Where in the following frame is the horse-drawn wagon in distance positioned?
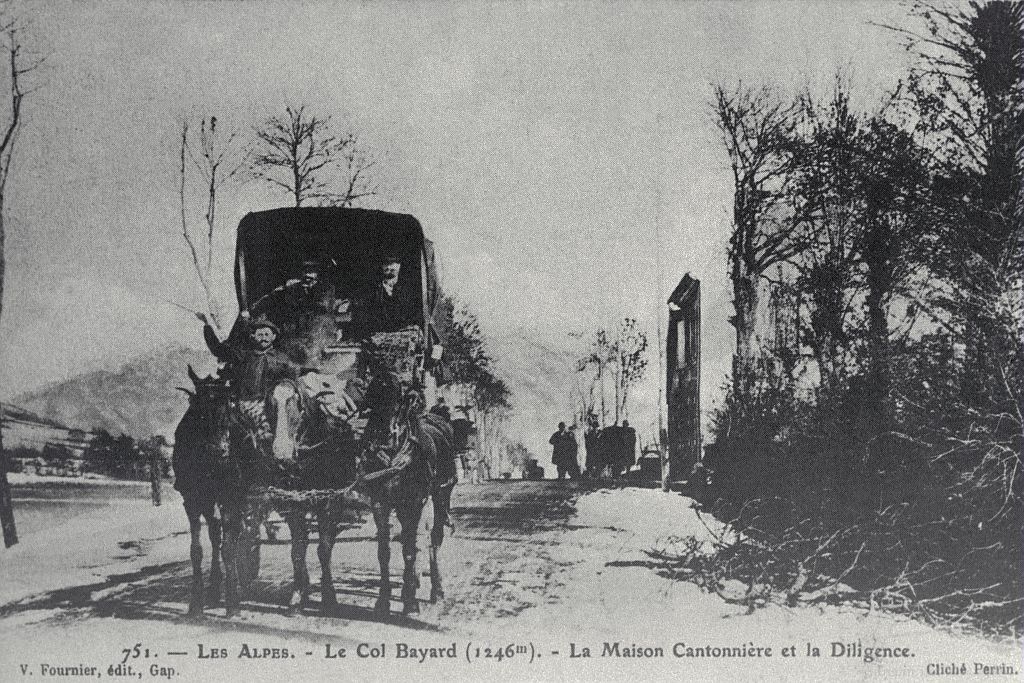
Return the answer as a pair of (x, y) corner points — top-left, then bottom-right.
(174, 207), (463, 618)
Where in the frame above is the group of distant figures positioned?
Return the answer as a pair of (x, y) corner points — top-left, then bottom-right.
(548, 416), (637, 480)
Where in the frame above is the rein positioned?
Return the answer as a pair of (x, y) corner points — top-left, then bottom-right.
(359, 376), (424, 484)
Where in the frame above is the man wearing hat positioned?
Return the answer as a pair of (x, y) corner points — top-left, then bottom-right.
(549, 421), (580, 480)
(351, 253), (417, 339)
(198, 311), (298, 442)
(266, 259), (338, 336)
(254, 258), (344, 365)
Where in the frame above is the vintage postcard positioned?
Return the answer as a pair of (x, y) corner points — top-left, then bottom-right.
(0, 1), (1020, 681)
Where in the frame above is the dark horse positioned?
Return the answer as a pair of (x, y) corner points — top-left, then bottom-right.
(172, 366), (249, 616)
(268, 376), (360, 614)
(359, 371), (456, 616)
(175, 365), (360, 618)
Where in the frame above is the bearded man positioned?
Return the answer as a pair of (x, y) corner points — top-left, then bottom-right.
(198, 311), (298, 443)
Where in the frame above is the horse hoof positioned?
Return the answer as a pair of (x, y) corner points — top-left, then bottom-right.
(430, 589), (445, 603)
(373, 599), (390, 617)
(286, 593), (306, 615)
(225, 606), (241, 618)
(187, 603), (203, 617)
(402, 601), (420, 616)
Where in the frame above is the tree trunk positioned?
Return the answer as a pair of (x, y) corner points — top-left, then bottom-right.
(0, 204), (17, 546)
(149, 447), (162, 507)
(730, 270), (759, 397)
(613, 360), (620, 424)
(863, 215), (893, 468)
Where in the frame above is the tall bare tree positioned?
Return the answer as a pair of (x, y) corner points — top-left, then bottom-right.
(575, 319), (649, 425)
(893, 1), (1023, 405)
(712, 84), (807, 389)
(613, 318), (648, 423)
(0, 18), (42, 548)
(250, 105), (378, 208)
(178, 115), (244, 332)
(575, 329), (614, 426)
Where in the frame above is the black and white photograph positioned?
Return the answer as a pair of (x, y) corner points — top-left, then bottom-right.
(0, 1), (1020, 680)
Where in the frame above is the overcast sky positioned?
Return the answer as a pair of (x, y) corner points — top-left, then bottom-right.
(0, 1), (914, 434)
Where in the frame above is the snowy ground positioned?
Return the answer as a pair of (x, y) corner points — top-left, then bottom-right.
(0, 478), (1019, 682)
(8, 473), (155, 486)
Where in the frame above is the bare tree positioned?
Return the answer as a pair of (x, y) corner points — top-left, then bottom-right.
(0, 17), (42, 548)
(569, 372), (597, 427)
(575, 319), (649, 425)
(178, 115), (244, 332)
(575, 329), (614, 426)
(614, 318), (649, 423)
(334, 130), (379, 208)
(250, 105), (378, 208)
(890, 1), (1023, 404)
(712, 84), (808, 389)
(786, 87), (864, 394)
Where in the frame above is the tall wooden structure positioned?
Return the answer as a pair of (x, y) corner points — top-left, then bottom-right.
(666, 274), (701, 481)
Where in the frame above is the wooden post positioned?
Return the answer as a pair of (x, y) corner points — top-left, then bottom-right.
(0, 408), (18, 547)
(666, 275), (702, 485)
(659, 428), (670, 493)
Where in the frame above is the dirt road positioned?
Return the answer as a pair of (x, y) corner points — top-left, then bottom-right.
(0, 480), (1018, 682)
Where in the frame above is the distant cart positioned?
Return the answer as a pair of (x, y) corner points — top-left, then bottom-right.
(637, 446), (662, 481)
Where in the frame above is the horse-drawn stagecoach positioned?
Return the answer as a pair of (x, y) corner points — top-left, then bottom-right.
(235, 207), (449, 387)
(174, 207), (459, 618)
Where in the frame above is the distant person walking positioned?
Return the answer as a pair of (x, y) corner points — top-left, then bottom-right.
(620, 420), (637, 476)
(549, 422), (580, 479)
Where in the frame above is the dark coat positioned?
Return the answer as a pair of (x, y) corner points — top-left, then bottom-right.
(261, 280), (337, 341)
(549, 429), (578, 467)
(351, 284), (417, 339)
(204, 322), (297, 401)
(621, 425), (637, 469)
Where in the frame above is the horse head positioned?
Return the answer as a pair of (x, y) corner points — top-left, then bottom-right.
(176, 367), (232, 462)
(360, 371), (424, 472)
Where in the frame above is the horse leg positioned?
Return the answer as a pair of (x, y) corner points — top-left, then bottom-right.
(317, 511), (338, 613)
(285, 511), (311, 613)
(184, 500), (205, 616)
(205, 505), (223, 604)
(220, 503), (242, 617)
(397, 503), (424, 615)
(372, 502), (392, 617)
(429, 486), (453, 602)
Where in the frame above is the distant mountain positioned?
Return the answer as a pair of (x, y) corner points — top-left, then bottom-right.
(487, 330), (582, 457)
(14, 345), (217, 440)
(487, 327), (661, 458)
(10, 329), (649, 455)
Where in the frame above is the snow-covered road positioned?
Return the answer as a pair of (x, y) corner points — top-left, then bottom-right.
(0, 480), (1018, 682)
